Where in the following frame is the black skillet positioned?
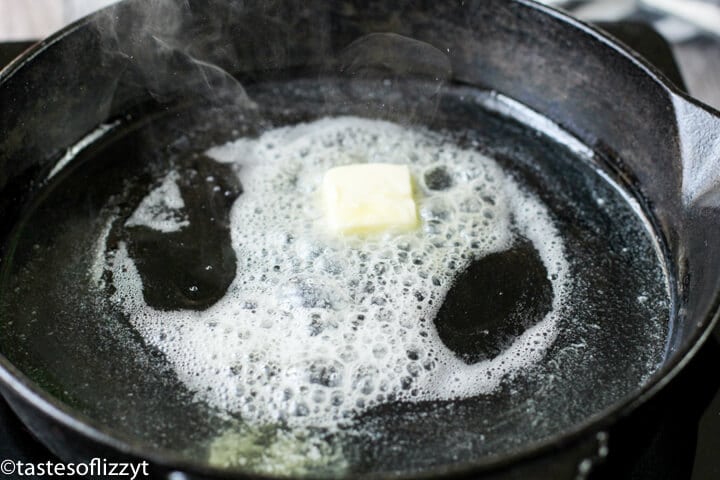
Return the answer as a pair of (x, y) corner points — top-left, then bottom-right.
(0, 0), (719, 479)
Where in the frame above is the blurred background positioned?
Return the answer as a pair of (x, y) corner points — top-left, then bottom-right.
(0, 0), (117, 40)
(543, 0), (720, 108)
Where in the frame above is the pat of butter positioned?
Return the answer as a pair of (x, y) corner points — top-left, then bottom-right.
(322, 163), (419, 235)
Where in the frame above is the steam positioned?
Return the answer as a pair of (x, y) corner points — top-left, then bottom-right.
(333, 33), (453, 124)
(88, 0), (453, 126)
(338, 32), (452, 81)
(91, 0), (254, 107)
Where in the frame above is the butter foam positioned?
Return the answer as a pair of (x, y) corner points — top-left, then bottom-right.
(101, 117), (570, 430)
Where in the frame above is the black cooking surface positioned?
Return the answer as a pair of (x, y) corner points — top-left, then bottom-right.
(0, 23), (718, 480)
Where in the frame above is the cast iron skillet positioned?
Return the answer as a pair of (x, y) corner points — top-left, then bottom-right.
(0, 0), (719, 478)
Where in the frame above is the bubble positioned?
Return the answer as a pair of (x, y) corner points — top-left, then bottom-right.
(423, 165), (453, 191)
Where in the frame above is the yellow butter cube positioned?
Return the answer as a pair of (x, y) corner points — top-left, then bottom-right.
(322, 163), (419, 235)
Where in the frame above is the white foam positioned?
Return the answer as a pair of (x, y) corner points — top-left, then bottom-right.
(125, 171), (189, 233)
(102, 116), (570, 430)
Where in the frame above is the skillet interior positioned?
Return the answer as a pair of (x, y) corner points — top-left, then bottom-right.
(0, 74), (670, 476)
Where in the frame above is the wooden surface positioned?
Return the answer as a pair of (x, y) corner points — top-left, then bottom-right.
(0, 0), (116, 41)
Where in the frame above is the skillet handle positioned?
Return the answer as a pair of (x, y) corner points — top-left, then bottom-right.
(672, 94), (720, 209)
(597, 19), (720, 209)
